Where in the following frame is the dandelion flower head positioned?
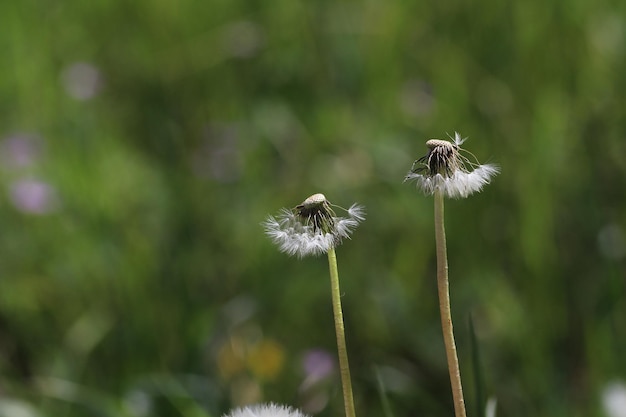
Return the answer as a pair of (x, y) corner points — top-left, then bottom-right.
(263, 193), (365, 258)
(222, 403), (310, 417)
(404, 132), (499, 198)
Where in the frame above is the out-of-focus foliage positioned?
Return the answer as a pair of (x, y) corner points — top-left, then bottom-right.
(1, 1), (625, 416)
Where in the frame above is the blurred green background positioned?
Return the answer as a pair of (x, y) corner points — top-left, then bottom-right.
(1, 1), (625, 416)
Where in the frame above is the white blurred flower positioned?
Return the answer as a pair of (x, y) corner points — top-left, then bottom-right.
(597, 223), (626, 260)
(602, 381), (626, 417)
(0, 398), (42, 417)
(485, 397), (497, 417)
(404, 132), (499, 198)
(60, 62), (103, 101)
(263, 193), (365, 258)
(223, 403), (309, 417)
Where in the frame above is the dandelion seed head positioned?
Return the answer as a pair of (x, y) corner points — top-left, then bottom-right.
(426, 139), (454, 149)
(405, 132), (498, 198)
(263, 194), (364, 257)
(223, 403), (309, 417)
(300, 193), (327, 208)
(294, 193), (336, 234)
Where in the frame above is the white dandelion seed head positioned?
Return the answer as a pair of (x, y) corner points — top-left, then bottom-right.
(263, 195), (365, 258)
(222, 403), (310, 417)
(404, 133), (499, 199)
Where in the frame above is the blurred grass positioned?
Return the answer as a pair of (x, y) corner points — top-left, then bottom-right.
(0, 0), (625, 416)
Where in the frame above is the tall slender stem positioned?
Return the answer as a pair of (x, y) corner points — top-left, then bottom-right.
(327, 247), (356, 417)
(434, 189), (467, 417)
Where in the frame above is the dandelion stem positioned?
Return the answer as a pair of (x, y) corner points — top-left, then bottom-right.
(327, 247), (356, 417)
(434, 189), (467, 417)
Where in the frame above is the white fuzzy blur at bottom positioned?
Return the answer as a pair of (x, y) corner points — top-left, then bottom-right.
(405, 164), (499, 199)
(222, 403), (310, 417)
(602, 381), (626, 417)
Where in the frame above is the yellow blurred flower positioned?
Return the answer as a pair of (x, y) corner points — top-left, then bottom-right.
(247, 339), (285, 381)
(216, 336), (285, 382)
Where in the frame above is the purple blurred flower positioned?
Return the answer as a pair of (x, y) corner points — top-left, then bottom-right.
(298, 349), (335, 413)
(302, 349), (335, 384)
(0, 134), (42, 169)
(9, 179), (59, 214)
(60, 62), (103, 101)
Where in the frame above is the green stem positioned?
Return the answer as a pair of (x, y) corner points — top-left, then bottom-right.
(327, 247), (356, 417)
(434, 190), (467, 417)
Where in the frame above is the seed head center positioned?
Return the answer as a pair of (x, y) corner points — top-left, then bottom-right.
(295, 193), (336, 233)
